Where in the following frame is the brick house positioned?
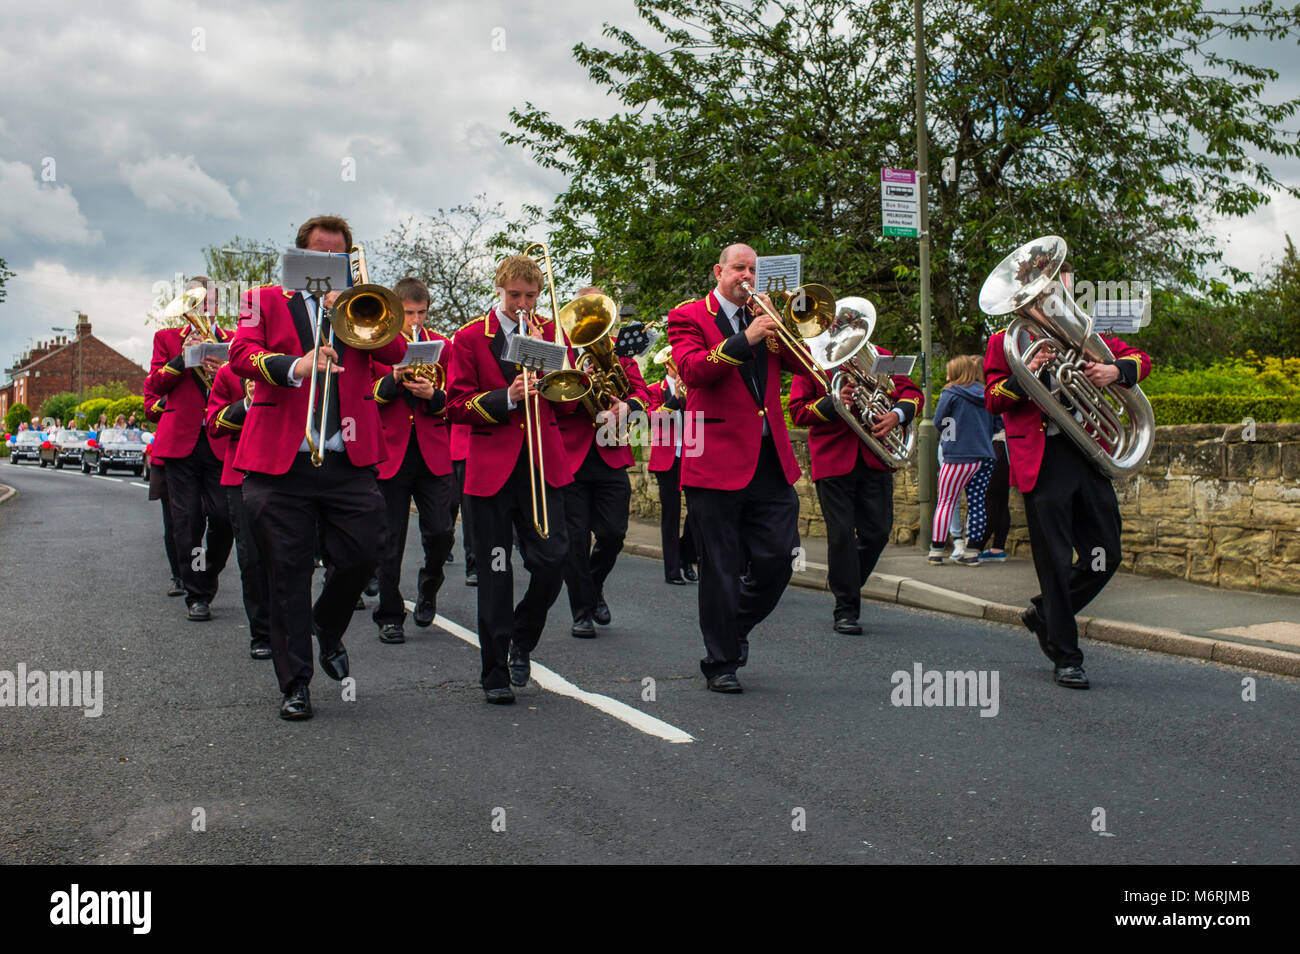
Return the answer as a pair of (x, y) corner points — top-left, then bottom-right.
(0, 314), (146, 421)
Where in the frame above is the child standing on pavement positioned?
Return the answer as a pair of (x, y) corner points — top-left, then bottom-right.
(930, 355), (997, 566)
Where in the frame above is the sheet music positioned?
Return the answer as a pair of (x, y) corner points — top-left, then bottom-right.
(394, 340), (444, 367)
(184, 342), (229, 367)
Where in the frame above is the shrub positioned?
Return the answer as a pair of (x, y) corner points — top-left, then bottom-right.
(105, 396), (146, 425)
(4, 402), (30, 434)
(78, 398), (113, 430)
(1148, 395), (1300, 425)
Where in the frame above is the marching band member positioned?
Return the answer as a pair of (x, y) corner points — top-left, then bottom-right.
(645, 349), (698, 585)
(369, 277), (455, 644)
(144, 276), (234, 622)
(143, 382), (185, 597)
(984, 262), (1151, 689)
(556, 287), (652, 638)
(229, 214), (407, 721)
(446, 254), (575, 704)
(205, 364), (272, 660)
(788, 344), (922, 634)
(449, 423), (477, 586)
(667, 243), (805, 693)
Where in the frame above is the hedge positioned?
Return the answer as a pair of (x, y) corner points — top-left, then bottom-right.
(1147, 395), (1300, 426)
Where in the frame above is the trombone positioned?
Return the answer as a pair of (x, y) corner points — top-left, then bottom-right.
(512, 241), (592, 538)
(739, 280), (837, 389)
(305, 244), (405, 466)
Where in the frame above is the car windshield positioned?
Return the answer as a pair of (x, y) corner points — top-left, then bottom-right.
(17, 432), (42, 443)
(62, 431), (90, 442)
(98, 429), (126, 443)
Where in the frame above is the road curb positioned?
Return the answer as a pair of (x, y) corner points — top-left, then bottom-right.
(0, 483), (16, 507)
(621, 539), (1300, 679)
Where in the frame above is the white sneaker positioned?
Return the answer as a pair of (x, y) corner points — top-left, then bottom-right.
(927, 547), (946, 566)
(949, 538), (966, 562)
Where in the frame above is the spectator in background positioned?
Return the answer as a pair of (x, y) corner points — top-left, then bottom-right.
(96, 414), (109, 432)
(125, 412), (141, 430)
(929, 355), (997, 567)
(31, 417), (40, 432)
(113, 414), (127, 429)
(982, 416), (1011, 561)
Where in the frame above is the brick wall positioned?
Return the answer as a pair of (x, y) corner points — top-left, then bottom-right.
(628, 422), (1300, 595)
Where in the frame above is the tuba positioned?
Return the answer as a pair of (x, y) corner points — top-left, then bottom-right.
(804, 297), (916, 467)
(978, 236), (1154, 479)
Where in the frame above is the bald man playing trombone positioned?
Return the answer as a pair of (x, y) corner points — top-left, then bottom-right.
(667, 244), (805, 693)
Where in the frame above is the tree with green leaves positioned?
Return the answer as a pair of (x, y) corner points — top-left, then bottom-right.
(505, 0), (1300, 357)
(4, 403), (30, 434)
(0, 255), (15, 304)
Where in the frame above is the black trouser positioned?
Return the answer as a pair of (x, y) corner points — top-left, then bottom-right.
(242, 452), (386, 694)
(160, 500), (181, 580)
(164, 432), (233, 606)
(563, 443), (630, 619)
(226, 483), (271, 644)
(1022, 435), (1122, 669)
(465, 453), (569, 690)
(685, 436), (800, 679)
(815, 459), (893, 621)
(374, 436), (455, 626)
(452, 458), (476, 575)
(654, 457), (697, 580)
(986, 441), (1011, 550)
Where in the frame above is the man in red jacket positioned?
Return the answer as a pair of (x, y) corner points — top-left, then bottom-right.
(228, 214), (407, 720)
(446, 254), (575, 704)
(556, 287), (652, 638)
(205, 363), (272, 660)
(369, 277), (455, 644)
(789, 352), (922, 635)
(144, 276), (233, 622)
(667, 243), (806, 693)
(984, 263), (1151, 690)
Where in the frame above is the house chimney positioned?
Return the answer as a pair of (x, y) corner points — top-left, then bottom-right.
(76, 313), (91, 338)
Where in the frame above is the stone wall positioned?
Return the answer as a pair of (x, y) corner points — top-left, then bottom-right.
(628, 422), (1300, 595)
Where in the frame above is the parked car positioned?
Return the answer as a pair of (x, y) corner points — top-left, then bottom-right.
(8, 431), (45, 465)
(82, 428), (147, 476)
(40, 430), (92, 469)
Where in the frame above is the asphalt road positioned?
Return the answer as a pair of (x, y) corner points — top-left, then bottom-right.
(1, 459), (1297, 864)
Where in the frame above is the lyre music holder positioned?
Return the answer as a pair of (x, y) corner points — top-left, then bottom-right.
(504, 335), (567, 375)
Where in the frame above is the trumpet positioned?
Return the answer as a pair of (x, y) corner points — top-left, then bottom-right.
(305, 244), (405, 467)
(739, 280), (837, 388)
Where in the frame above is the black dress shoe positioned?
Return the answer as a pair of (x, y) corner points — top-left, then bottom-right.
(1022, 607), (1059, 664)
(168, 578), (185, 597)
(739, 639), (749, 667)
(683, 565), (698, 582)
(465, 572), (478, 587)
(249, 639), (272, 660)
(484, 686), (515, 705)
(833, 618), (863, 635)
(571, 614), (596, 639)
(1053, 665), (1090, 689)
(319, 642), (350, 681)
(187, 601), (211, 622)
(507, 642), (530, 687)
(378, 623), (405, 644)
(413, 599), (435, 628)
(354, 596), (366, 611)
(593, 597), (611, 626)
(280, 684), (312, 720)
(666, 572), (687, 585)
(363, 577), (380, 597)
(707, 673), (743, 693)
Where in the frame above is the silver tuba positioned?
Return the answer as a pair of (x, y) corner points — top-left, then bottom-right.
(804, 296), (916, 467)
(978, 235), (1154, 479)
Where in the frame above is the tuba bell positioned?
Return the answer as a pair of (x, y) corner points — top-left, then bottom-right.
(804, 297), (916, 467)
(557, 293), (628, 419)
(978, 235), (1154, 479)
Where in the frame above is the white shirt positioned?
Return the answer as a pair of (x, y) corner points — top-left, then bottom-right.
(497, 305), (522, 410)
(286, 293), (346, 453)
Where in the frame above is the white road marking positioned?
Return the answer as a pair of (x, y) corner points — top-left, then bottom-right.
(407, 601), (694, 744)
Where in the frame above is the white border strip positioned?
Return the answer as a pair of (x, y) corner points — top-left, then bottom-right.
(416, 605), (694, 744)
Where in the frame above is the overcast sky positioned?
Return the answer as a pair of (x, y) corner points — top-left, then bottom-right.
(1, 0), (1297, 375)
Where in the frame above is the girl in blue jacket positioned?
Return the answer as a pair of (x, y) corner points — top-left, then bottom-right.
(930, 355), (997, 565)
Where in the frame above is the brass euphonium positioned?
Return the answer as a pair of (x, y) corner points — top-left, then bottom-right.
(804, 297), (916, 467)
(979, 235), (1154, 478)
(557, 293), (628, 419)
(161, 285), (219, 389)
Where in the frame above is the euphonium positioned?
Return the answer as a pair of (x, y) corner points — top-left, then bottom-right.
(805, 297), (916, 467)
(557, 293), (628, 419)
(978, 235), (1154, 479)
(161, 285), (219, 389)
